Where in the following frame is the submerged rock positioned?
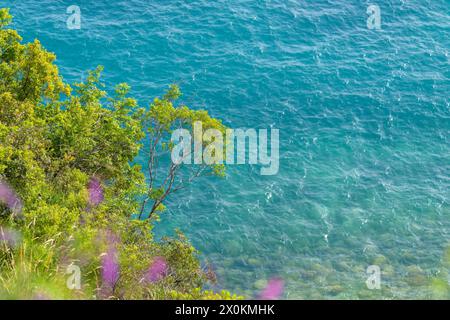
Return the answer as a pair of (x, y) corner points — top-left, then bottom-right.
(405, 265), (428, 287)
(326, 284), (344, 295)
(247, 258), (261, 266)
(223, 240), (243, 256)
(372, 254), (388, 266)
(254, 279), (268, 290)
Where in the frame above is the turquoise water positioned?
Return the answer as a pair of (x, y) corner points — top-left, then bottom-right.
(2, 0), (449, 299)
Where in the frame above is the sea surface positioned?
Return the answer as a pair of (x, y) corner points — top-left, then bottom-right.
(2, 0), (449, 299)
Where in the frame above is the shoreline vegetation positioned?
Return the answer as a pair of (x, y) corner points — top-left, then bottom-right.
(0, 8), (241, 299)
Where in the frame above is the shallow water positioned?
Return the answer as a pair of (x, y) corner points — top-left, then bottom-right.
(3, 0), (449, 298)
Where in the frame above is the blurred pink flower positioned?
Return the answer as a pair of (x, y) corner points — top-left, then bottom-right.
(101, 246), (120, 290)
(0, 180), (23, 216)
(88, 177), (104, 206)
(98, 230), (121, 298)
(145, 256), (168, 283)
(259, 278), (284, 300)
(33, 292), (51, 300)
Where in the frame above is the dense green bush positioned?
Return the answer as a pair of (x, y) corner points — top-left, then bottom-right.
(0, 8), (239, 300)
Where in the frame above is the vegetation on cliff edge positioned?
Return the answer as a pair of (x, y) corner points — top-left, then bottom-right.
(0, 8), (239, 300)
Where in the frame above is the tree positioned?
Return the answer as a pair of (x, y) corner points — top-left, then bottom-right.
(139, 84), (226, 219)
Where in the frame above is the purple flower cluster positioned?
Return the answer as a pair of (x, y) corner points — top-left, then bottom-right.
(0, 180), (23, 216)
(259, 278), (284, 300)
(88, 177), (104, 207)
(145, 256), (168, 283)
(101, 246), (120, 289)
(100, 230), (121, 298)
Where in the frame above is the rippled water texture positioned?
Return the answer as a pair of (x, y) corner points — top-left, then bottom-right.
(3, 0), (449, 298)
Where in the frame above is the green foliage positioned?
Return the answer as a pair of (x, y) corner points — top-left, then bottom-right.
(169, 288), (243, 300)
(139, 82), (227, 219)
(0, 9), (236, 300)
(430, 247), (450, 299)
(0, 9), (12, 28)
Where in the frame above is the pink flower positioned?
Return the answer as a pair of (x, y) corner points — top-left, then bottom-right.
(88, 177), (104, 206)
(101, 246), (120, 289)
(0, 180), (23, 216)
(145, 257), (168, 283)
(99, 230), (121, 298)
(33, 292), (51, 300)
(259, 278), (284, 300)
